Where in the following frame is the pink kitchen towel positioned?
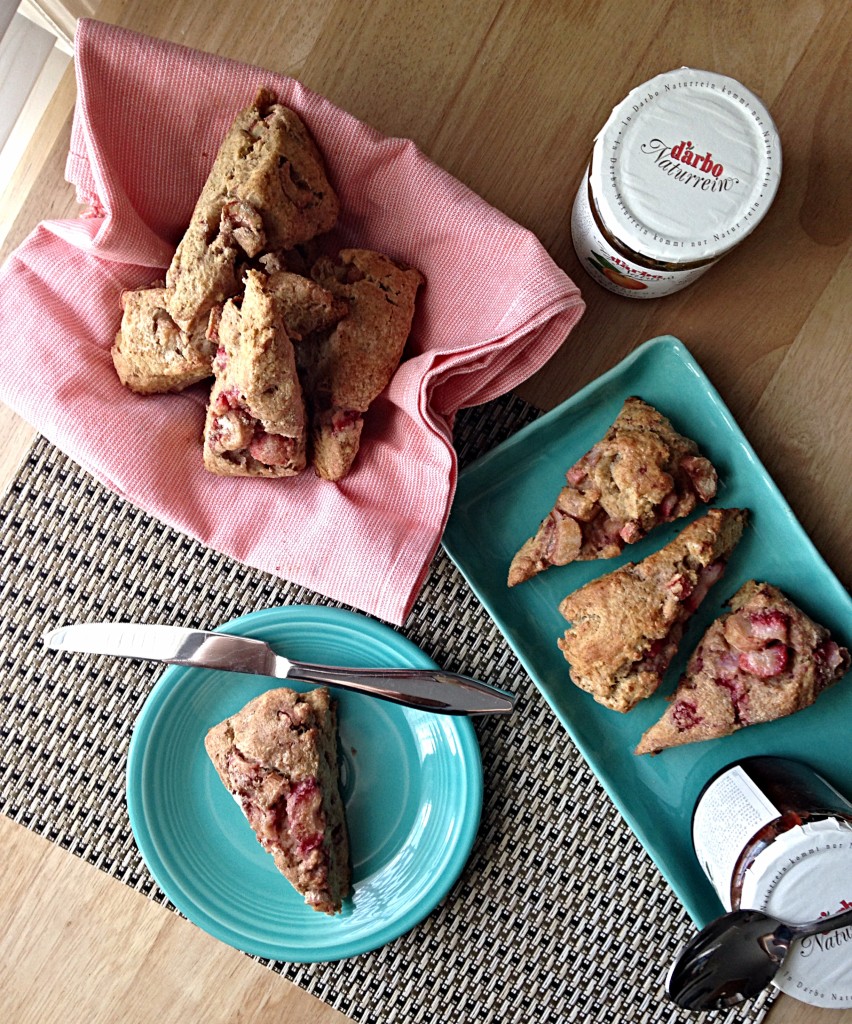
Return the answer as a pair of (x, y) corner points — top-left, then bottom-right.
(0, 19), (584, 625)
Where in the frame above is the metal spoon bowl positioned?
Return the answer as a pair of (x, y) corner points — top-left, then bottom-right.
(667, 905), (852, 1011)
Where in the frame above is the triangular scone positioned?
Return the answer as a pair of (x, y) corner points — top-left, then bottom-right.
(508, 398), (719, 586)
(302, 249), (424, 481)
(557, 508), (747, 713)
(166, 87), (340, 332)
(203, 269), (307, 476)
(635, 581), (850, 754)
(205, 686), (351, 915)
(111, 285), (214, 394)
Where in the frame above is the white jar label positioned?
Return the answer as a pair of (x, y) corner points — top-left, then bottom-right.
(570, 175), (716, 298)
(691, 764), (779, 911)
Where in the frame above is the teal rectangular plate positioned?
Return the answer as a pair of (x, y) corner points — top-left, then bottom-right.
(443, 335), (852, 927)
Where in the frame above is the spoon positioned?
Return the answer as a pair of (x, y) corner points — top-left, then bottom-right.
(667, 905), (852, 1010)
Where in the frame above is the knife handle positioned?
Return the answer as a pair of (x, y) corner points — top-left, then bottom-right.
(286, 661), (516, 716)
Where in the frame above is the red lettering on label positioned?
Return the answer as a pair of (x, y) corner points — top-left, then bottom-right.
(820, 898), (852, 917)
(670, 139), (724, 178)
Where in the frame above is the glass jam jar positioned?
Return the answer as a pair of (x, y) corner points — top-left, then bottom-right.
(692, 756), (852, 1008)
(571, 67), (782, 298)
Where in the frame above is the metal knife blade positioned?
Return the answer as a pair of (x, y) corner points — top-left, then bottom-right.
(43, 622), (516, 716)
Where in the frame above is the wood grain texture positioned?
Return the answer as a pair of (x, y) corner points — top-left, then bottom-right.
(0, 2), (849, 1022)
(0, 817), (348, 1024)
(0, 58), (77, 260)
(0, 13), (56, 151)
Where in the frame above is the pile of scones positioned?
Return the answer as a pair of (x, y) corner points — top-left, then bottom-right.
(112, 88), (424, 481)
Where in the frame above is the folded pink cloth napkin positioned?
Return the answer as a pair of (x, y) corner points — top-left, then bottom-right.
(0, 19), (584, 625)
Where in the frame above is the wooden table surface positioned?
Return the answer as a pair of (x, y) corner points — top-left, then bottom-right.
(0, 2), (849, 1022)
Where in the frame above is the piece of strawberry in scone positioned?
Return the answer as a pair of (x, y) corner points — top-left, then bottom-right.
(635, 581), (850, 754)
(508, 397), (719, 586)
(203, 269), (306, 477)
(205, 686), (350, 915)
(557, 508), (747, 713)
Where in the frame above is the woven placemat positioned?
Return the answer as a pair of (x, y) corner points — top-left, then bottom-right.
(0, 395), (775, 1024)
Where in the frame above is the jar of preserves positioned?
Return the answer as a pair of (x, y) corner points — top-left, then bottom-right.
(571, 67), (782, 298)
(692, 756), (852, 1008)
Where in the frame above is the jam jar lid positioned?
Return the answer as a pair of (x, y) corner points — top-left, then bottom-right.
(589, 67), (782, 265)
(741, 817), (852, 1008)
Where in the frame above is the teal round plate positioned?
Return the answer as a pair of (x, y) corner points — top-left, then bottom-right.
(126, 605), (483, 962)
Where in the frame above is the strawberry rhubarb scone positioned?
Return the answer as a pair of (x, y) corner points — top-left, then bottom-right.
(635, 581), (850, 754)
(111, 285), (214, 394)
(508, 397), (719, 586)
(557, 508), (747, 712)
(304, 249), (424, 481)
(166, 87), (339, 332)
(264, 270), (348, 341)
(205, 686), (351, 915)
(203, 269), (307, 477)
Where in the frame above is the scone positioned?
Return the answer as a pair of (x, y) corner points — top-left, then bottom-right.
(256, 239), (325, 278)
(265, 270), (348, 341)
(205, 686), (350, 915)
(304, 248), (424, 480)
(508, 398), (718, 586)
(203, 269), (307, 476)
(635, 581), (850, 754)
(166, 87), (340, 331)
(111, 285), (214, 393)
(206, 269), (347, 348)
(557, 508), (747, 712)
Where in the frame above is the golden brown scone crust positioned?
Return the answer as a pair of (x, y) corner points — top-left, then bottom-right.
(305, 248), (424, 480)
(202, 269), (306, 477)
(509, 397), (718, 586)
(558, 508), (747, 712)
(205, 686), (350, 915)
(166, 88), (339, 331)
(635, 581), (851, 754)
(238, 90), (339, 250)
(111, 286), (213, 394)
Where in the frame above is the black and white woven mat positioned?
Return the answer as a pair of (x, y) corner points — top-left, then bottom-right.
(0, 395), (774, 1024)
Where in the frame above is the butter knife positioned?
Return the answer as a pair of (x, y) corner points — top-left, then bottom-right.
(43, 622), (516, 716)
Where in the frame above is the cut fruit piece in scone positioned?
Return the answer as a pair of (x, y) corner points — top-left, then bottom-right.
(508, 397), (719, 586)
(166, 87), (340, 332)
(302, 248), (424, 481)
(203, 269), (307, 477)
(635, 581), (850, 754)
(205, 686), (350, 915)
(557, 508), (747, 713)
(111, 284), (214, 394)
